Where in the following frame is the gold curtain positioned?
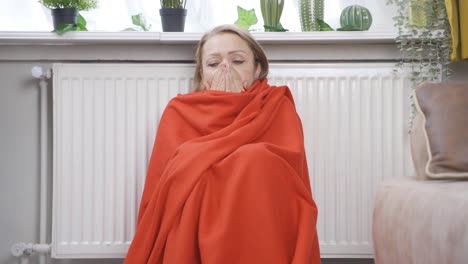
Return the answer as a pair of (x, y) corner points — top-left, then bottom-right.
(446, 0), (468, 60)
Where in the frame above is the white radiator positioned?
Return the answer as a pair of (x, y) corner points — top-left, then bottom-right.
(52, 63), (412, 259)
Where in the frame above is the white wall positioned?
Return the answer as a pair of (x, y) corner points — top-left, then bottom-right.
(1, 62), (42, 264)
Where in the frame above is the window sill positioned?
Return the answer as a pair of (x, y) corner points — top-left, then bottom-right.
(0, 31), (398, 61)
(0, 31), (396, 45)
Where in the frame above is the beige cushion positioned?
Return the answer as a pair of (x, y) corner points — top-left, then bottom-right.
(410, 82), (468, 180)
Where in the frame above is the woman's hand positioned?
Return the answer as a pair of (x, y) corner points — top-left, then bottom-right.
(202, 64), (247, 93)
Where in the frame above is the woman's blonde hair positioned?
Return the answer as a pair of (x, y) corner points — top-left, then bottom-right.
(192, 24), (269, 92)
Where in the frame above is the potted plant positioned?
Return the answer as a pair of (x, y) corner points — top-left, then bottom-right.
(337, 5), (373, 31)
(260, 0), (287, 31)
(160, 0), (187, 32)
(299, 0), (333, 31)
(299, 0), (321, 31)
(39, 0), (98, 33)
(386, 0), (451, 129)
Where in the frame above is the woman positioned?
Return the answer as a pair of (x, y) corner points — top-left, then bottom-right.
(192, 24), (268, 93)
(125, 24), (320, 264)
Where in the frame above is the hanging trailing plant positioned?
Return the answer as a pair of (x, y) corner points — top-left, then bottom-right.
(387, 0), (452, 129)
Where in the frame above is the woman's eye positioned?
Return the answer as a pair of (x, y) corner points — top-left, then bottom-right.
(233, 60), (245, 65)
(207, 62), (219, 67)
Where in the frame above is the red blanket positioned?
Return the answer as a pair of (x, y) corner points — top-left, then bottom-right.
(125, 79), (320, 263)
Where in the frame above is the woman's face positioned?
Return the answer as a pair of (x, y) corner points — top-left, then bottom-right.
(201, 33), (261, 90)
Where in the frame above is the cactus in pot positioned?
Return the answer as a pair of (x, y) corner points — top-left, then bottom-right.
(299, 0), (324, 31)
(260, 0), (287, 31)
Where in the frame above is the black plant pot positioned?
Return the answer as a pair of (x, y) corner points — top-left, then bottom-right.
(159, 8), (187, 32)
(51, 8), (78, 30)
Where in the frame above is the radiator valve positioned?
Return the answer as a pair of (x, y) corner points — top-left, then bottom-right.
(11, 243), (51, 257)
(31, 66), (51, 80)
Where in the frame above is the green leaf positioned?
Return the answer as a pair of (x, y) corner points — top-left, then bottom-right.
(52, 14), (89, 35)
(130, 13), (151, 31)
(337, 26), (356, 31)
(317, 19), (334, 31)
(76, 14), (88, 31)
(132, 14), (142, 27)
(263, 23), (288, 32)
(234, 6), (258, 30)
(77, 14), (87, 27)
(53, 23), (76, 35)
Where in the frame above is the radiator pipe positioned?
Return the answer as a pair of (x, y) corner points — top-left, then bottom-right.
(38, 67), (52, 263)
(11, 67), (52, 262)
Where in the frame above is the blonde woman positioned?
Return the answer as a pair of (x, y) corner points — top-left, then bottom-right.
(125, 24), (320, 264)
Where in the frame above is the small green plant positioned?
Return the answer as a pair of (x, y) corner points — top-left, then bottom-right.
(387, 0), (451, 130)
(39, 0), (98, 10)
(160, 0), (186, 9)
(125, 14), (152, 31)
(39, 0), (97, 35)
(234, 6), (258, 31)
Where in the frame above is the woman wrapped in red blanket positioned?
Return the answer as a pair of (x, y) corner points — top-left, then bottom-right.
(125, 24), (320, 264)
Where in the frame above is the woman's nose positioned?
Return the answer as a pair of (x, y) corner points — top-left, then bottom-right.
(219, 61), (230, 69)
